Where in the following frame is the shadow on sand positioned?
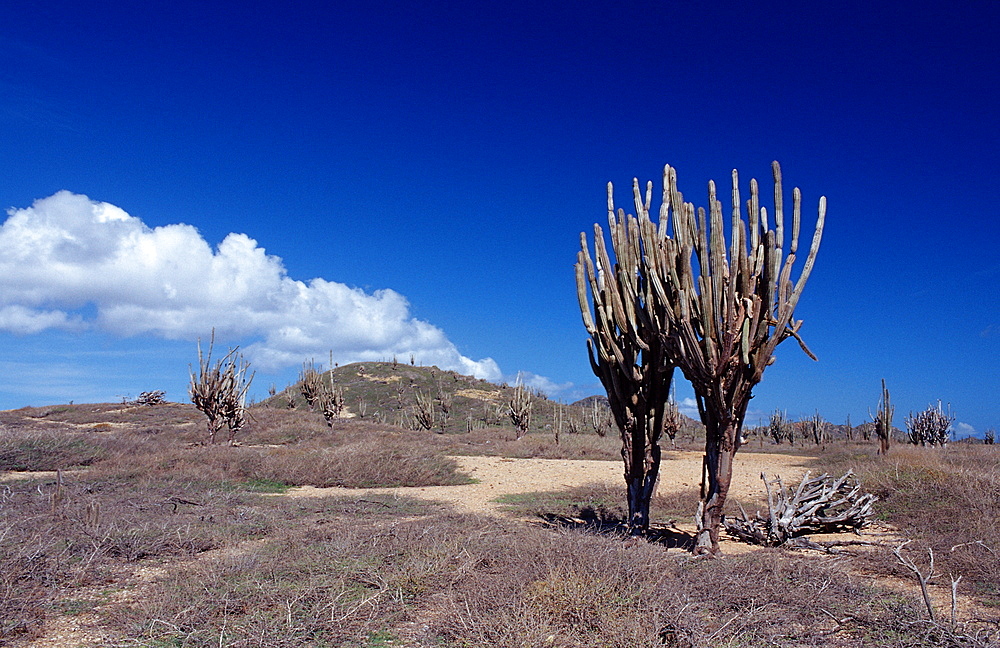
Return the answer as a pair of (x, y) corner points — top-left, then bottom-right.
(534, 507), (695, 551)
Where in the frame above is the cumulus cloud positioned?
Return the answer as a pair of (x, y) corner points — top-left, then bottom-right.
(511, 371), (574, 398)
(0, 191), (501, 379)
(954, 421), (975, 438)
(677, 397), (700, 419)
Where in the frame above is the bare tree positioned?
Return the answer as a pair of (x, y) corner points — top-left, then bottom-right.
(189, 332), (254, 445)
(577, 161), (826, 552)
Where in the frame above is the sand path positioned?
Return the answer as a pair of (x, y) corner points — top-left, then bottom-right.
(279, 451), (815, 516)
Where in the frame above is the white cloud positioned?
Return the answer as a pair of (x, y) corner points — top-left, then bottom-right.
(0, 191), (501, 379)
(511, 371), (573, 398)
(677, 397), (700, 419)
(955, 421), (975, 437)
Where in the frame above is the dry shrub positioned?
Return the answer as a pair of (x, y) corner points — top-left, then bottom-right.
(0, 428), (107, 470)
(818, 445), (1000, 600)
(0, 475), (280, 644)
(89, 437), (469, 489)
(457, 426), (622, 460)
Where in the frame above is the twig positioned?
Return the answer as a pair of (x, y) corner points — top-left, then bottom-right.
(893, 540), (936, 621)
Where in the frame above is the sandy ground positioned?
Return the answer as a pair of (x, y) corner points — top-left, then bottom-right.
(280, 451), (816, 517)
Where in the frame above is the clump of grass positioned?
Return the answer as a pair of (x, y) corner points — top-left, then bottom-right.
(90, 437), (471, 489)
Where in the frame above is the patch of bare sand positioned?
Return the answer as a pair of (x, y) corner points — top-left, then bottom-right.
(279, 451), (814, 517)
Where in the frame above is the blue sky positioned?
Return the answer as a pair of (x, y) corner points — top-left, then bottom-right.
(0, 1), (997, 436)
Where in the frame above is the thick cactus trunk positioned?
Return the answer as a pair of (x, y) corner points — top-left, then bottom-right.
(694, 423), (739, 555)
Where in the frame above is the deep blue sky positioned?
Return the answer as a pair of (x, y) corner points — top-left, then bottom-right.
(1, 1), (997, 435)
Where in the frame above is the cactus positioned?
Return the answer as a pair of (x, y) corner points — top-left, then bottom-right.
(768, 409), (790, 445)
(508, 381), (533, 439)
(577, 161), (825, 552)
(873, 379), (894, 454)
(189, 331), (254, 445)
(905, 401), (954, 446)
(298, 361), (324, 411)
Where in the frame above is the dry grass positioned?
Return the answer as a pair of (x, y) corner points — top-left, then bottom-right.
(2, 403), (998, 647)
(816, 444), (1000, 605)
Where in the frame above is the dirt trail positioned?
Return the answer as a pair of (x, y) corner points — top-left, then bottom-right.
(279, 451), (815, 516)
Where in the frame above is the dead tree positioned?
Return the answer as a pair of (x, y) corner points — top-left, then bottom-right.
(873, 379), (894, 455)
(725, 471), (877, 546)
(189, 332), (254, 445)
(578, 161), (826, 552)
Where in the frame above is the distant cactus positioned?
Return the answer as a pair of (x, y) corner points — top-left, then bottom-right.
(872, 379), (894, 455)
(905, 401), (954, 446)
(508, 382), (533, 439)
(768, 409), (790, 445)
(189, 331), (254, 445)
(298, 361), (324, 411)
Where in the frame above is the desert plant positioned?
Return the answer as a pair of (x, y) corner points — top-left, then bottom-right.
(188, 333), (254, 445)
(767, 409), (790, 445)
(435, 379), (453, 428)
(508, 381), (533, 439)
(577, 161), (826, 552)
(872, 379), (894, 455)
(905, 401), (954, 446)
(413, 388), (436, 431)
(662, 399), (681, 448)
(590, 400), (613, 438)
(298, 361), (324, 411)
(985, 428), (996, 445)
(134, 390), (166, 406)
(806, 411), (827, 446)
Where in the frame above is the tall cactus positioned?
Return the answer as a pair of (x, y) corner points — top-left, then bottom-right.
(576, 186), (676, 533)
(578, 161), (825, 554)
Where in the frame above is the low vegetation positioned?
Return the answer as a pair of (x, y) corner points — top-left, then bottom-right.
(1, 375), (997, 647)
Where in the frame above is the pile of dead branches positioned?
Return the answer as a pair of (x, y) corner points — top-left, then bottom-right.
(725, 470), (877, 546)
